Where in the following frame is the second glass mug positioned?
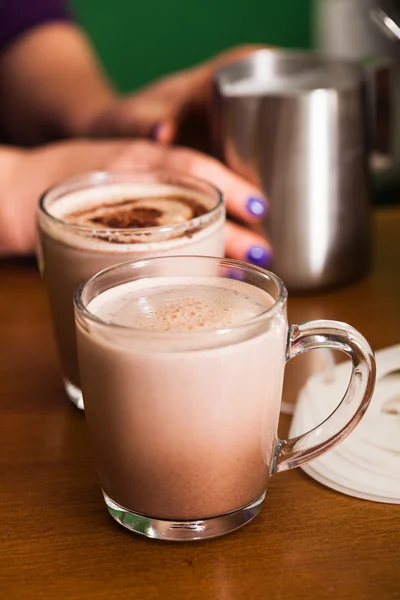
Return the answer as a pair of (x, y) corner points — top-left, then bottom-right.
(74, 256), (376, 541)
(37, 169), (225, 409)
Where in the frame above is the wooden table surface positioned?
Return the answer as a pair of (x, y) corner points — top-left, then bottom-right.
(1, 207), (399, 600)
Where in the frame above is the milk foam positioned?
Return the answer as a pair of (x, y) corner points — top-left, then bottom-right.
(42, 183), (222, 251)
(77, 273), (286, 519)
(67, 197), (197, 228)
(48, 184), (213, 223)
(88, 277), (275, 332)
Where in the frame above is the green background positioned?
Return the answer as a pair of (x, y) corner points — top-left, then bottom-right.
(71, 0), (312, 92)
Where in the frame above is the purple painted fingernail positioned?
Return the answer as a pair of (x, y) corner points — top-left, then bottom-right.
(150, 122), (162, 141)
(247, 196), (267, 218)
(246, 246), (271, 268)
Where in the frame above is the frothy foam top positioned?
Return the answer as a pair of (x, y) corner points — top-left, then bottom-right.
(64, 195), (208, 229)
(44, 183), (218, 246)
(48, 184), (212, 229)
(87, 276), (274, 332)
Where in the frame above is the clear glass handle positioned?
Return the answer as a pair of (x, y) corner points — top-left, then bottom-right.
(272, 320), (376, 474)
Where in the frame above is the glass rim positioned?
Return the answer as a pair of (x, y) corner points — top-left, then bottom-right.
(74, 255), (288, 338)
(38, 169), (224, 237)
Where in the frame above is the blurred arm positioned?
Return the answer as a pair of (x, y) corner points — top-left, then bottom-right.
(0, 21), (117, 145)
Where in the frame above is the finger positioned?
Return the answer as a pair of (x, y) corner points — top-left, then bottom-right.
(150, 120), (177, 144)
(150, 97), (198, 144)
(118, 101), (168, 139)
(91, 98), (178, 142)
(225, 220), (271, 267)
(162, 146), (268, 224)
(211, 44), (267, 70)
(119, 105), (182, 145)
(109, 142), (268, 223)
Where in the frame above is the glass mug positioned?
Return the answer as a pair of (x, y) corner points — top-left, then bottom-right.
(74, 256), (376, 541)
(37, 170), (224, 409)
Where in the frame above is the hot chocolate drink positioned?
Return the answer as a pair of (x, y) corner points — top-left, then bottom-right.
(75, 275), (287, 521)
(38, 172), (224, 407)
(74, 256), (376, 541)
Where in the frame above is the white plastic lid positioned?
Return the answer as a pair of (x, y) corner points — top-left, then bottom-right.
(289, 344), (400, 504)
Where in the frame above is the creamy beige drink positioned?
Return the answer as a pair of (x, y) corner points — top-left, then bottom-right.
(75, 275), (287, 521)
(74, 256), (376, 541)
(38, 172), (224, 407)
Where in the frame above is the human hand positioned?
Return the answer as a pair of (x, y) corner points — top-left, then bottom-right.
(1, 139), (269, 265)
(85, 45), (264, 151)
(108, 141), (270, 265)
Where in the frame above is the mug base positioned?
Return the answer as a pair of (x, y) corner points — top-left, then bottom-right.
(104, 491), (265, 541)
(63, 378), (84, 410)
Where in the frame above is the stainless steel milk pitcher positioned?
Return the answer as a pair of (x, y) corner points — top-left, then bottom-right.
(213, 49), (371, 291)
